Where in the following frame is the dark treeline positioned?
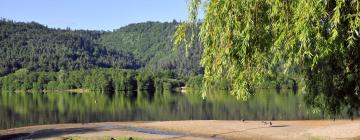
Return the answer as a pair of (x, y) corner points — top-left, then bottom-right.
(0, 19), (141, 77)
(0, 68), (184, 92)
(0, 19), (203, 78)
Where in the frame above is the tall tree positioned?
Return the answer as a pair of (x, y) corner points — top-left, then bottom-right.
(176, 0), (360, 115)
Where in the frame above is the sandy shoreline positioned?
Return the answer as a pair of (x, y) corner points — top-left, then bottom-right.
(1, 120), (360, 140)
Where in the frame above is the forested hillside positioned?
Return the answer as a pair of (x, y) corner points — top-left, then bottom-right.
(100, 21), (203, 76)
(0, 19), (203, 77)
(0, 19), (141, 76)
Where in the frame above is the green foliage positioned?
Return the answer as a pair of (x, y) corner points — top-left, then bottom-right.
(100, 21), (203, 76)
(0, 19), (140, 77)
(136, 71), (155, 90)
(0, 68), (183, 92)
(0, 19), (203, 77)
(186, 75), (203, 89)
(177, 0), (360, 115)
(186, 75), (231, 91)
(162, 79), (184, 91)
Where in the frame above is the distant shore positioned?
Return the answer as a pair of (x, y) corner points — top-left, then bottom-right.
(1, 120), (360, 140)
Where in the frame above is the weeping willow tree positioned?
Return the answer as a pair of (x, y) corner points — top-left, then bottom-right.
(175, 0), (360, 116)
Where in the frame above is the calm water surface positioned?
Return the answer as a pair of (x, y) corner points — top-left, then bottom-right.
(0, 89), (324, 129)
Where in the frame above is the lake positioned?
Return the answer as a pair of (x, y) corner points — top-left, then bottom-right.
(0, 89), (329, 130)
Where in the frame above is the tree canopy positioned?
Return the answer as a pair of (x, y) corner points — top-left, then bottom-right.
(0, 19), (140, 76)
(176, 0), (360, 115)
(0, 68), (184, 92)
(0, 19), (203, 77)
(100, 21), (203, 76)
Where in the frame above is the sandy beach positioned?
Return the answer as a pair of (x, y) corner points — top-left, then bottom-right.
(1, 120), (360, 140)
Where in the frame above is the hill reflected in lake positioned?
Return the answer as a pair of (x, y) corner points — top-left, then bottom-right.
(0, 90), (330, 129)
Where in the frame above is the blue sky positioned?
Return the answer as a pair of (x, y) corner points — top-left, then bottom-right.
(0, 0), (194, 31)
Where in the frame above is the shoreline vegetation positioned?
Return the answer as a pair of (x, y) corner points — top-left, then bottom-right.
(1, 120), (360, 140)
(0, 68), (186, 93)
(0, 68), (299, 94)
(0, 19), (301, 94)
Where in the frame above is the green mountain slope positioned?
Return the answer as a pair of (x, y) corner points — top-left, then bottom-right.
(0, 19), (140, 76)
(0, 19), (202, 77)
(99, 21), (203, 76)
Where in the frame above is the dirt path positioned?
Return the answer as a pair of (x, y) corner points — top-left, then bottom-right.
(1, 120), (360, 140)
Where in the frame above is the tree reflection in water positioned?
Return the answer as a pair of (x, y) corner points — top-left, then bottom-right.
(0, 89), (354, 130)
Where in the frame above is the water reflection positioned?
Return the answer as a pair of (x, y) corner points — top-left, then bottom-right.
(0, 89), (326, 129)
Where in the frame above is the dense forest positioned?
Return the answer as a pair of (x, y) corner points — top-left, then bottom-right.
(100, 21), (203, 76)
(0, 68), (184, 92)
(0, 19), (203, 78)
(0, 19), (303, 93)
(0, 20), (140, 76)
